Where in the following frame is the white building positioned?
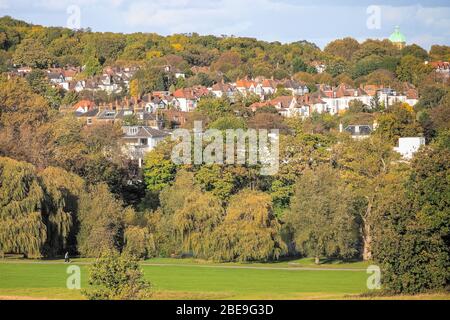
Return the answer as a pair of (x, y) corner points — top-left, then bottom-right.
(122, 126), (170, 167)
(394, 137), (425, 160)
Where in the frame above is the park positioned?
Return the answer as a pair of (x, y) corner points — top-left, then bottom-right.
(0, 257), (448, 300)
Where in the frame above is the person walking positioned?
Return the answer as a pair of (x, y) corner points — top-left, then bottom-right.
(64, 251), (70, 263)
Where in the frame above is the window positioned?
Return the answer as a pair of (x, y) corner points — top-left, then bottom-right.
(140, 138), (148, 146)
(87, 118), (92, 125)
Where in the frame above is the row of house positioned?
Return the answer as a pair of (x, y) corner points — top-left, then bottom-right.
(249, 83), (419, 118)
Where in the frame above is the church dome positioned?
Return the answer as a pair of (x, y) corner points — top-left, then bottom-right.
(389, 26), (406, 43)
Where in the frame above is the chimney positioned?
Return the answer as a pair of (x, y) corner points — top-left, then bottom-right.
(115, 100), (119, 110)
(109, 103), (113, 111)
(125, 97), (129, 109)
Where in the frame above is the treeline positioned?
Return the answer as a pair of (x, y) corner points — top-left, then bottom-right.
(1, 16), (450, 97)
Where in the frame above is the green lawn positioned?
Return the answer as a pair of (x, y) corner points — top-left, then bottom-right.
(0, 259), (370, 300)
(1, 259), (448, 300)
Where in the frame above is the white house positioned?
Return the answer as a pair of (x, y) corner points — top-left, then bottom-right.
(122, 126), (170, 167)
(394, 137), (425, 160)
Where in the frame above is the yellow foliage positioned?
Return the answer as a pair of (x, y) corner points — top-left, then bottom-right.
(171, 43), (184, 52)
(146, 50), (162, 59)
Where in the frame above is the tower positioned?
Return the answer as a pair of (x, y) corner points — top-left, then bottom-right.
(389, 26), (406, 49)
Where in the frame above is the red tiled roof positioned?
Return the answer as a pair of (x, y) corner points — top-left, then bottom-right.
(73, 100), (96, 110)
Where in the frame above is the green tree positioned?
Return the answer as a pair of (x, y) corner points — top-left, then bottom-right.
(143, 144), (177, 193)
(174, 190), (224, 258)
(77, 184), (125, 257)
(396, 55), (432, 85)
(83, 251), (152, 300)
(285, 165), (358, 264)
(12, 38), (53, 68)
(210, 189), (286, 262)
(373, 145), (450, 293)
(335, 136), (398, 261)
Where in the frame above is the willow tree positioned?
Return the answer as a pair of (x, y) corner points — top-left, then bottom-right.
(0, 157), (87, 258)
(210, 189), (286, 262)
(39, 166), (85, 256)
(0, 157), (46, 258)
(174, 190), (224, 258)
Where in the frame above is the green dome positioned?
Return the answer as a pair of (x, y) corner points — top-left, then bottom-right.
(389, 26), (406, 43)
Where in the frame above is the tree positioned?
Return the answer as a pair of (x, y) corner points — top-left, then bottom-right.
(285, 165), (358, 264)
(84, 56), (102, 77)
(77, 184), (126, 257)
(143, 144), (177, 193)
(12, 38), (53, 68)
(324, 37), (360, 61)
(375, 103), (423, 144)
(123, 226), (155, 259)
(396, 55), (432, 85)
(335, 136), (398, 261)
(210, 189), (286, 262)
(26, 69), (63, 109)
(369, 90), (382, 111)
(174, 190), (224, 258)
(292, 57), (308, 73)
(83, 251), (152, 300)
(401, 44), (429, 60)
(0, 157), (47, 258)
(373, 145), (450, 293)
(0, 157), (84, 258)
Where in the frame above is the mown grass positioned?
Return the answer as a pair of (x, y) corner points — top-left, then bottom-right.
(0, 259), (448, 300)
(0, 259), (368, 300)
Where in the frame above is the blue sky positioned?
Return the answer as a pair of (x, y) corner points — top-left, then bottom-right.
(1, 0), (449, 49)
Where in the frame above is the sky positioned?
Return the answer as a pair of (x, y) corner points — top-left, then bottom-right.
(0, 0), (449, 50)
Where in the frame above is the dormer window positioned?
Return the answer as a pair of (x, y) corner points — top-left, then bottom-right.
(128, 127), (138, 135)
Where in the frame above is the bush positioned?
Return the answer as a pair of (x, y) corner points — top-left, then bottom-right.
(83, 251), (152, 300)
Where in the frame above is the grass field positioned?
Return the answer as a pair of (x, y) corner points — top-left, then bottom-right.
(0, 258), (448, 300)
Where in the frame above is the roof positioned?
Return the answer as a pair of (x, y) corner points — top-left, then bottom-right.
(122, 126), (169, 138)
(73, 100), (96, 110)
(75, 108), (99, 118)
(389, 26), (406, 43)
(173, 86), (209, 99)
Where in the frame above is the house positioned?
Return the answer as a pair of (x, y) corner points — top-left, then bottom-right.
(47, 71), (65, 85)
(210, 82), (236, 99)
(73, 100), (96, 113)
(429, 61), (450, 77)
(162, 110), (190, 129)
(339, 122), (375, 140)
(377, 87), (419, 107)
(318, 84), (371, 114)
(235, 79), (263, 97)
(122, 126), (170, 167)
(261, 79), (277, 96)
(17, 67), (32, 74)
(394, 137), (425, 160)
(173, 86), (209, 112)
(164, 65), (186, 79)
(75, 108), (99, 126)
(281, 79), (309, 96)
(310, 61), (326, 74)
